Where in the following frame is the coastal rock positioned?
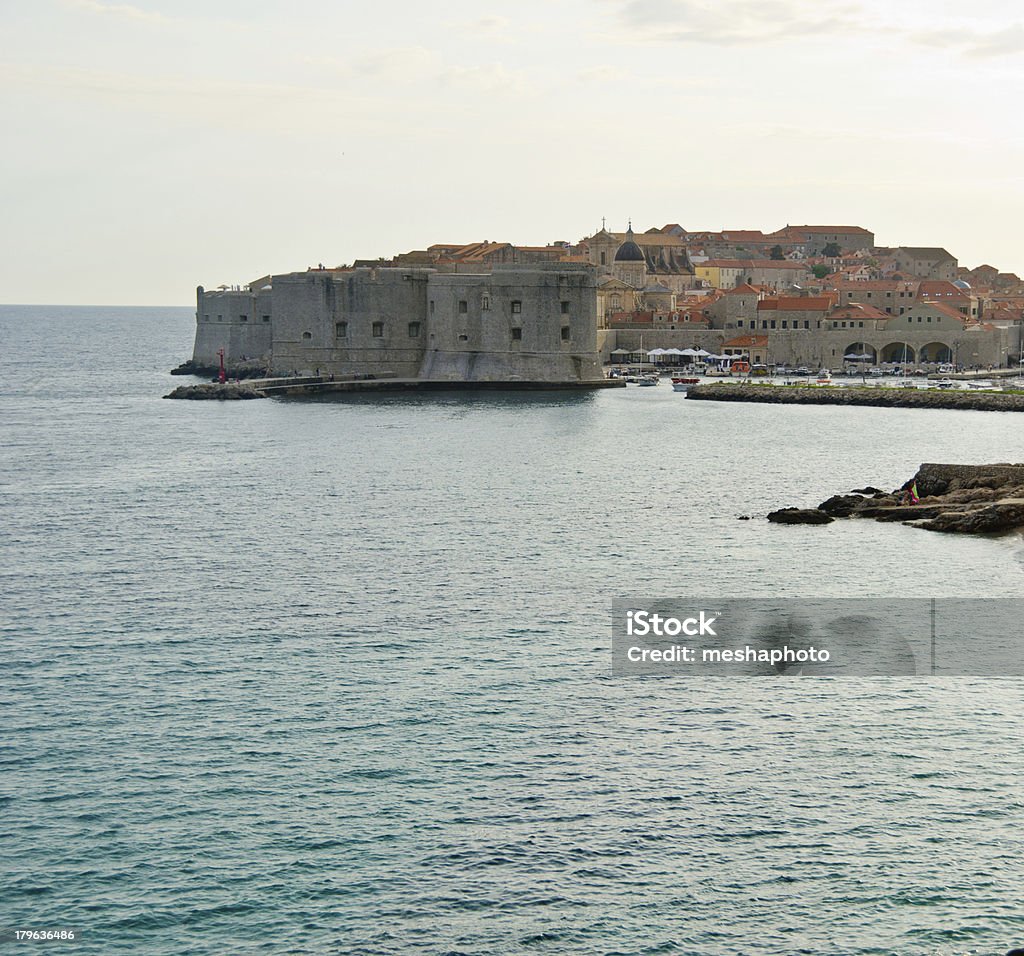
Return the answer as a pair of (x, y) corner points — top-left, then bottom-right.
(767, 508), (834, 525)
(164, 383), (265, 400)
(170, 358), (270, 379)
(918, 503), (1024, 534)
(850, 486), (884, 495)
(773, 463), (1024, 536)
(818, 494), (867, 517)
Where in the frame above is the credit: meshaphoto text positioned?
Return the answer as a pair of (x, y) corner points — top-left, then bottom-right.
(626, 645), (831, 665)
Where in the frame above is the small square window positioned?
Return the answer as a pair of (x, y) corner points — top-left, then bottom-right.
(239, 314), (248, 322)
(458, 300), (468, 314)
(511, 300), (522, 314)
(372, 321), (384, 337)
(511, 327), (522, 341)
(560, 301), (570, 314)
(336, 321), (348, 337)
(408, 322), (420, 337)
(561, 326), (571, 341)
(262, 315), (270, 323)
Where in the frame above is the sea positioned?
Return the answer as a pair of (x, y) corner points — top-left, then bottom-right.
(2, 305), (1023, 956)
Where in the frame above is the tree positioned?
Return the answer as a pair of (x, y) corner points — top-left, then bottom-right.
(822, 242), (841, 258)
(770, 244), (785, 260)
(811, 264), (830, 279)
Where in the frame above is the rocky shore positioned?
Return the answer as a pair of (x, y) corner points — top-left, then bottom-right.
(687, 382), (1024, 412)
(164, 382), (265, 400)
(768, 463), (1024, 534)
(170, 358), (270, 380)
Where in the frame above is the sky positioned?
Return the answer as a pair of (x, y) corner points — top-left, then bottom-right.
(2, 0), (1023, 305)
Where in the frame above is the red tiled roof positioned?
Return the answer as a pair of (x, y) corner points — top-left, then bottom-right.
(758, 295), (836, 311)
(828, 303), (891, 320)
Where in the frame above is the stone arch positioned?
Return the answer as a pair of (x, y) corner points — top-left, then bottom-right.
(844, 342), (877, 362)
(918, 341), (953, 363)
(880, 342), (915, 363)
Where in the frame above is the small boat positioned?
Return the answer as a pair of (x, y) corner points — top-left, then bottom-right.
(636, 374), (660, 386)
(815, 369), (833, 385)
(930, 379), (957, 390)
(671, 377), (700, 392)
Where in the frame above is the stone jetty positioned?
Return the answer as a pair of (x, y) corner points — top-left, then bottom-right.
(687, 382), (1024, 412)
(768, 463), (1024, 534)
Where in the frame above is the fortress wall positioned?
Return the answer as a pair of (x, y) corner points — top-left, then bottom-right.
(270, 269), (430, 377)
(421, 268), (603, 382)
(193, 287), (273, 367)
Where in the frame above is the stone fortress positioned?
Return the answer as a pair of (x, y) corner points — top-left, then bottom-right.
(189, 222), (1024, 382)
(193, 264), (603, 385)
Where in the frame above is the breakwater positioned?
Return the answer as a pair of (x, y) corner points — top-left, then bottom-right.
(686, 383), (1024, 412)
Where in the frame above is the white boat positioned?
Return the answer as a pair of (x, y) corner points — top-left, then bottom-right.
(636, 373), (660, 386)
(930, 379), (957, 390)
(671, 377), (699, 392)
(815, 369), (833, 385)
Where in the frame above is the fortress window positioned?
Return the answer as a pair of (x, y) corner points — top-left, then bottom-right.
(511, 327), (522, 341)
(511, 300), (522, 314)
(372, 322), (384, 337)
(737, 320), (744, 328)
(262, 315), (270, 323)
(560, 301), (570, 314)
(302, 331), (312, 340)
(217, 314), (223, 321)
(561, 326), (571, 342)
(482, 295), (491, 311)
(203, 314), (209, 321)
(408, 322), (421, 337)
(336, 321), (348, 338)
(781, 321), (788, 329)
(458, 300), (468, 314)
(239, 314), (248, 322)
(430, 300), (435, 314)
(804, 321), (810, 329)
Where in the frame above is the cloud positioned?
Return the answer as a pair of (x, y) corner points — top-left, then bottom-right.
(609, 0), (868, 46)
(913, 23), (1024, 58)
(63, 0), (171, 25)
(307, 47), (536, 96)
(470, 15), (511, 33)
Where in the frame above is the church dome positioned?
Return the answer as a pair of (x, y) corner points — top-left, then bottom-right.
(614, 225), (645, 263)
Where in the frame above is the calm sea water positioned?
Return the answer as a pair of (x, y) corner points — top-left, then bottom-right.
(2, 306), (1024, 956)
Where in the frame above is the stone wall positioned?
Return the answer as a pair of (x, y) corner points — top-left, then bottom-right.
(270, 269), (429, 378)
(421, 267), (602, 382)
(193, 286), (273, 367)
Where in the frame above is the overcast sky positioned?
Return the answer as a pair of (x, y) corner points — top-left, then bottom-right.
(3, 0), (1023, 304)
